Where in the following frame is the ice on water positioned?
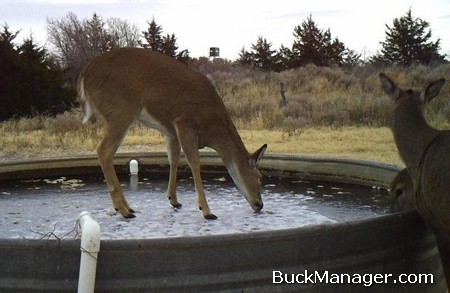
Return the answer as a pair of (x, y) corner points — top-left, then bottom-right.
(0, 175), (388, 240)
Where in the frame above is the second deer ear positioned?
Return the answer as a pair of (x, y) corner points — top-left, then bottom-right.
(379, 73), (400, 100)
(421, 78), (446, 103)
(249, 144), (267, 167)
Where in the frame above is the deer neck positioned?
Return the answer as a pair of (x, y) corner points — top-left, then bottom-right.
(392, 100), (439, 172)
(207, 122), (249, 175)
(215, 140), (250, 195)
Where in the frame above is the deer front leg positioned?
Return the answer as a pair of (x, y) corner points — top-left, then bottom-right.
(165, 136), (182, 208)
(97, 127), (135, 218)
(175, 122), (217, 220)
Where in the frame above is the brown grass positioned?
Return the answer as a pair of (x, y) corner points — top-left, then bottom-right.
(0, 111), (402, 166)
(2, 63), (450, 167)
(193, 61), (450, 130)
(239, 127), (401, 165)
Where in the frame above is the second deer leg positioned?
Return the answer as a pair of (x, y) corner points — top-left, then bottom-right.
(165, 135), (182, 208)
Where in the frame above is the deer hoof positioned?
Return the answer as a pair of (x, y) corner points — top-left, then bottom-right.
(124, 212), (136, 219)
(171, 203), (182, 208)
(204, 214), (218, 220)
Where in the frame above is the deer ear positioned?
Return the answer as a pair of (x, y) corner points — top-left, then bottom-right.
(421, 78), (445, 103)
(379, 73), (400, 100)
(249, 144), (267, 167)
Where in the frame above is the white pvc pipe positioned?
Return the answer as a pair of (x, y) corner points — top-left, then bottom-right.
(129, 159), (139, 175)
(77, 211), (101, 293)
(129, 159), (139, 190)
(130, 174), (139, 191)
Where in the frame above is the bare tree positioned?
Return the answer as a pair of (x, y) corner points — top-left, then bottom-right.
(107, 17), (140, 48)
(47, 12), (140, 85)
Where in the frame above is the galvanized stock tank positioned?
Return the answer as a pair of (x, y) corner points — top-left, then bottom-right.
(0, 153), (446, 292)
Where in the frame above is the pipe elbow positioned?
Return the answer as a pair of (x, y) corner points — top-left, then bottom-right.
(78, 211), (101, 253)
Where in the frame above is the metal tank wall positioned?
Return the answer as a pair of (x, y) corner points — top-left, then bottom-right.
(0, 154), (446, 292)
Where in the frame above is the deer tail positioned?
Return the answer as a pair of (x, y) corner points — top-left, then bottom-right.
(78, 77), (93, 124)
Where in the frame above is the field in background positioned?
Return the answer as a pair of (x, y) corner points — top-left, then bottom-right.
(2, 63), (450, 166)
(0, 112), (401, 166)
(191, 61), (450, 129)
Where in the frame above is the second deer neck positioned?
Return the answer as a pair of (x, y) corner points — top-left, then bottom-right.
(392, 99), (439, 171)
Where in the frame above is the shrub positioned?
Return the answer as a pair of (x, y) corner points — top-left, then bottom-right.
(197, 62), (450, 129)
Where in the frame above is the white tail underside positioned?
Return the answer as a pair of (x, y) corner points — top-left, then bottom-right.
(79, 78), (93, 124)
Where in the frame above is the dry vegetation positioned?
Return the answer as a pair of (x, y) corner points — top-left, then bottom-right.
(196, 61), (450, 129)
(2, 63), (450, 166)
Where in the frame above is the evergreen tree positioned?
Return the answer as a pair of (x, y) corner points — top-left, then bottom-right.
(377, 8), (445, 65)
(278, 44), (295, 70)
(19, 37), (74, 115)
(141, 18), (190, 61)
(20, 37), (47, 63)
(289, 15), (354, 67)
(238, 47), (253, 66)
(0, 24), (22, 119)
(141, 18), (163, 51)
(0, 24), (74, 120)
(342, 48), (362, 68)
(292, 16), (331, 66)
(0, 24), (18, 50)
(161, 33), (179, 58)
(238, 36), (280, 71)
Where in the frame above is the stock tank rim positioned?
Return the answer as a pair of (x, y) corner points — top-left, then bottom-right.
(1, 153), (446, 292)
(0, 152), (401, 186)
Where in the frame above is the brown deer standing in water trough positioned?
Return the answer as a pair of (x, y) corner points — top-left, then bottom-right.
(379, 73), (450, 289)
(389, 168), (415, 213)
(77, 48), (267, 220)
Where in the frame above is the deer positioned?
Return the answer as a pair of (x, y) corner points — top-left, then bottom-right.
(389, 168), (415, 213)
(77, 47), (267, 220)
(379, 73), (450, 289)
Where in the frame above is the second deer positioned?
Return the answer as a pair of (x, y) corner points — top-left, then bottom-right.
(380, 73), (449, 288)
(389, 168), (414, 213)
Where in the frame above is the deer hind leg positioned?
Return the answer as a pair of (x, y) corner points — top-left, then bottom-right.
(97, 125), (135, 218)
(165, 136), (182, 208)
(175, 122), (217, 220)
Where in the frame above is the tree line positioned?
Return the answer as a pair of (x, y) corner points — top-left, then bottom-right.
(0, 25), (74, 120)
(0, 14), (189, 120)
(0, 8), (447, 120)
(239, 9), (446, 71)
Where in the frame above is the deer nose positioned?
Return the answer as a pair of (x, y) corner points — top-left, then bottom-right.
(253, 201), (263, 212)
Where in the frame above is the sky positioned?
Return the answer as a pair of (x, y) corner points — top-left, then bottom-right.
(2, 0), (450, 60)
